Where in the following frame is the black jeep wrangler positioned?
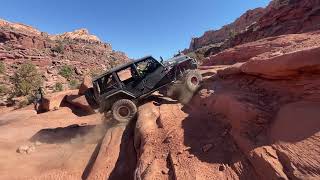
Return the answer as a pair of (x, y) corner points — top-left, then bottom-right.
(85, 55), (202, 123)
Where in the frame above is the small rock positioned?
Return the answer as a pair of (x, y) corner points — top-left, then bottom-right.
(17, 145), (36, 154)
(17, 145), (29, 154)
(74, 67), (83, 75)
(163, 135), (173, 143)
(161, 169), (169, 175)
(219, 164), (225, 171)
(188, 154), (194, 158)
(202, 144), (214, 152)
(27, 145), (35, 154)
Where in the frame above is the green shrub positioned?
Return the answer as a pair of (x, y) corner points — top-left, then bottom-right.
(54, 82), (63, 92)
(18, 99), (29, 108)
(0, 85), (8, 94)
(69, 79), (79, 89)
(59, 65), (74, 79)
(51, 41), (65, 54)
(11, 63), (43, 96)
(0, 62), (5, 74)
(228, 29), (237, 39)
(90, 68), (103, 78)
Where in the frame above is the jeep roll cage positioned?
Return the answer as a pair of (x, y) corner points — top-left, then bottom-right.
(92, 56), (164, 98)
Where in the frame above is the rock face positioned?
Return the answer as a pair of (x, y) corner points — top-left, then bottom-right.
(230, 0), (320, 47)
(187, 7), (265, 51)
(131, 29), (320, 179)
(185, 0), (320, 60)
(78, 75), (93, 95)
(42, 90), (78, 111)
(204, 30), (320, 65)
(50, 28), (101, 43)
(83, 30), (320, 179)
(0, 18), (130, 105)
(65, 94), (95, 114)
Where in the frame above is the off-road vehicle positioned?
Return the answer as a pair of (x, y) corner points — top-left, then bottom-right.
(85, 55), (202, 123)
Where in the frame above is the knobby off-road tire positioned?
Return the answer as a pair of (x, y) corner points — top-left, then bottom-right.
(164, 69), (202, 104)
(111, 99), (137, 123)
(182, 69), (202, 92)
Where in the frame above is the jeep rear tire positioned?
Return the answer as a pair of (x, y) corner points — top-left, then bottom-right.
(182, 70), (202, 92)
(111, 99), (137, 123)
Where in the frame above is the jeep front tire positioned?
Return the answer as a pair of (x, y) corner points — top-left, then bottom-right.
(183, 70), (202, 92)
(111, 99), (137, 123)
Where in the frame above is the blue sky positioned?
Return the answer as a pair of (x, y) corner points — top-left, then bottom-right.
(0, 0), (270, 59)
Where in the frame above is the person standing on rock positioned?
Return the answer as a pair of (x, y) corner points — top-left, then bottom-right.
(33, 87), (44, 112)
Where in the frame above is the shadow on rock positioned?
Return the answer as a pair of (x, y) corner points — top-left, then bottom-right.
(30, 124), (106, 144)
(82, 119), (137, 180)
(109, 121), (137, 180)
(181, 106), (239, 165)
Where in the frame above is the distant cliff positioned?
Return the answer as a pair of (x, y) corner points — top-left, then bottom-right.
(184, 0), (320, 60)
(0, 19), (129, 104)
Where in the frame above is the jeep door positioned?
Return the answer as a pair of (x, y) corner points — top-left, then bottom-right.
(115, 65), (144, 97)
(134, 57), (167, 93)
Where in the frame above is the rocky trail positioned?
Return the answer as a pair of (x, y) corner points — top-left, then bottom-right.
(1, 0), (320, 178)
(124, 31), (320, 180)
(1, 29), (320, 179)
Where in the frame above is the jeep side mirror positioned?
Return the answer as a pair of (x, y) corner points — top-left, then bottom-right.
(160, 56), (164, 63)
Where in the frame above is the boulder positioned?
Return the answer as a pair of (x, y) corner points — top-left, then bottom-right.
(42, 90), (78, 111)
(78, 75), (92, 95)
(65, 95), (95, 114)
(241, 46), (320, 79)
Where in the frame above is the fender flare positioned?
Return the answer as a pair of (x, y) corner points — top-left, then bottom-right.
(99, 91), (136, 113)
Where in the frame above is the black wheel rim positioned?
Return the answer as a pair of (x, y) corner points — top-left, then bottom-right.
(191, 76), (198, 85)
(118, 106), (130, 118)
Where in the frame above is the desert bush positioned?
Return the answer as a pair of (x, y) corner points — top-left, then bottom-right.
(51, 41), (65, 54)
(11, 63), (43, 96)
(0, 61), (5, 74)
(89, 68), (103, 78)
(59, 65), (74, 79)
(54, 82), (63, 92)
(228, 29), (237, 39)
(0, 85), (8, 94)
(68, 79), (79, 89)
(18, 99), (29, 108)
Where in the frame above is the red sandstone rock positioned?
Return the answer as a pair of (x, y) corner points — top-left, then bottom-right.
(78, 75), (93, 95)
(271, 101), (320, 179)
(185, 0), (320, 60)
(186, 7), (265, 51)
(0, 18), (130, 105)
(65, 95), (95, 114)
(206, 31), (320, 66)
(42, 90), (78, 111)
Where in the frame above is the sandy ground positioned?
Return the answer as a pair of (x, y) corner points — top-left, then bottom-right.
(0, 107), (104, 180)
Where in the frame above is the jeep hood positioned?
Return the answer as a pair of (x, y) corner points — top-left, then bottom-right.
(164, 55), (191, 66)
